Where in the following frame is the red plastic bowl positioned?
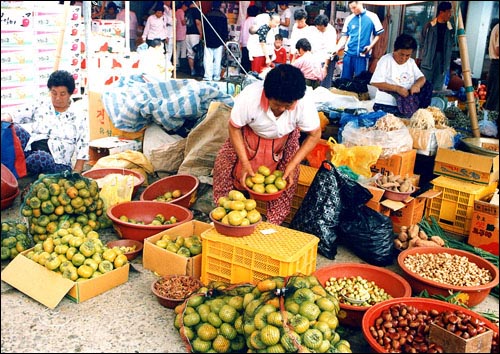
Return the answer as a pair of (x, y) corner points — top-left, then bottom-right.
(82, 168), (145, 198)
(106, 201), (193, 242)
(362, 297), (499, 353)
(1, 188), (19, 210)
(313, 263), (412, 328)
(397, 247), (499, 307)
(106, 239), (143, 261)
(140, 174), (199, 208)
(209, 213), (261, 237)
(243, 173), (289, 202)
(1, 163), (19, 199)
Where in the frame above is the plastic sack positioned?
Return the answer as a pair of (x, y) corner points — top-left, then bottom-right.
(290, 161), (373, 260)
(99, 175), (135, 210)
(479, 111), (498, 137)
(342, 120), (413, 158)
(93, 150), (154, 184)
(409, 127), (455, 152)
(338, 205), (395, 266)
(1, 122), (27, 179)
(327, 137), (382, 178)
(337, 110), (387, 143)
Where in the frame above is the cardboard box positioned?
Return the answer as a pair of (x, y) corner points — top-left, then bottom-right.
(468, 199), (499, 255)
(433, 148), (499, 185)
(1, 251), (129, 309)
(384, 189), (441, 233)
(89, 137), (143, 165)
(88, 91), (145, 141)
(363, 176), (422, 219)
(143, 221), (212, 279)
(429, 323), (493, 353)
(371, 149), (417, 177)
(91, 20), (125, 37)
(364, 184), (390, 216)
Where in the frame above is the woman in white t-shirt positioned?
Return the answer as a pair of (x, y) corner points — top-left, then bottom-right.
(370, 33), (426, 117)
(289, 8), (312, 63)
(213, 65), (321, 225)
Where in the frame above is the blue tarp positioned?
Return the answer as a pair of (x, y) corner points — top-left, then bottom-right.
(101, 75), (234, 133)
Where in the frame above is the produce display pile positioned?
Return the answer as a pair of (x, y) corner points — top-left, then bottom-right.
(174, 274), (352, 353)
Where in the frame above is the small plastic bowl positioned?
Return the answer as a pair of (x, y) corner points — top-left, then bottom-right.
(381, 184), (416, 202)
(1, 163), (19, 200)
(209, 213), (261, 237)
(140, 174), (199, 208)
(243, 173), (289, 202)
(151, 274), (204, 309)
(1, 188), (19, 211)
(106, 239), (143, 261)
(82, 168), (145, 198)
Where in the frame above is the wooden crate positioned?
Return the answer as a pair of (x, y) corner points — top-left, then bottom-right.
(429, 323), (493, 353)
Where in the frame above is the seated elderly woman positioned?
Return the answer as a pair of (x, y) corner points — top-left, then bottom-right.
(370, 33), (432, 118)
(1, 70), (88, 175)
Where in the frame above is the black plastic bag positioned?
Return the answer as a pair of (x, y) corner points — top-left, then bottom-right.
(193, 41), (205, 77)
(290, 161), (372, 260)
(338, 205), (395, 266)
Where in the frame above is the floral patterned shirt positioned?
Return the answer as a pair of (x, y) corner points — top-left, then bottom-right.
(10, 96), (89, 165)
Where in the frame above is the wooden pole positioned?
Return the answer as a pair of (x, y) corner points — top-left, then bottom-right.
(457, 7), (480, 137)
(53, 1), (71, 71)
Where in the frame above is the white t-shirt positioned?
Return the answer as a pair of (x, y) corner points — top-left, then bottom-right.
(230, 81), (319, 139)
(309, 24), (337, 63)
(289, 24), (313, 56)
(370, 53), (424, 106)
(279, 7), (291, 33)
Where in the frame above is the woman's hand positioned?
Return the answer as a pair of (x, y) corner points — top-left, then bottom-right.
(240, 160), (254, 188)
(282, 164), (296, 187)
(396, 86), (410, 98)
(410, 83), (421, 95)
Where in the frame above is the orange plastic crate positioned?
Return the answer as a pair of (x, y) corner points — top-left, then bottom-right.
(425, 176), (497, 236)
(200, 222), (319, 284)
(296, 164), (318, 198)
(255, 165), (318, 224)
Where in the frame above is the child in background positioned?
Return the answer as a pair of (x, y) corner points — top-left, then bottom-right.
(272, 33), (287, 66)
(292, 38), (325, 89)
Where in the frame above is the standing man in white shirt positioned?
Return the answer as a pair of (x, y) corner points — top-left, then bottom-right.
(163, 1), (175, 64)
(142, 4), (169, 55)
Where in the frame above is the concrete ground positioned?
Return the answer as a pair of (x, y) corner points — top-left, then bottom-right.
(1, 171), (498, 353)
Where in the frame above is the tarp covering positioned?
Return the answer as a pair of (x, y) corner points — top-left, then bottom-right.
(101, 75), (234, 133)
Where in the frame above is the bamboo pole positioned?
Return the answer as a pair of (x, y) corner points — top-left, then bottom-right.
(457, 7), (480, 137)
(53, 1), (71, 71)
